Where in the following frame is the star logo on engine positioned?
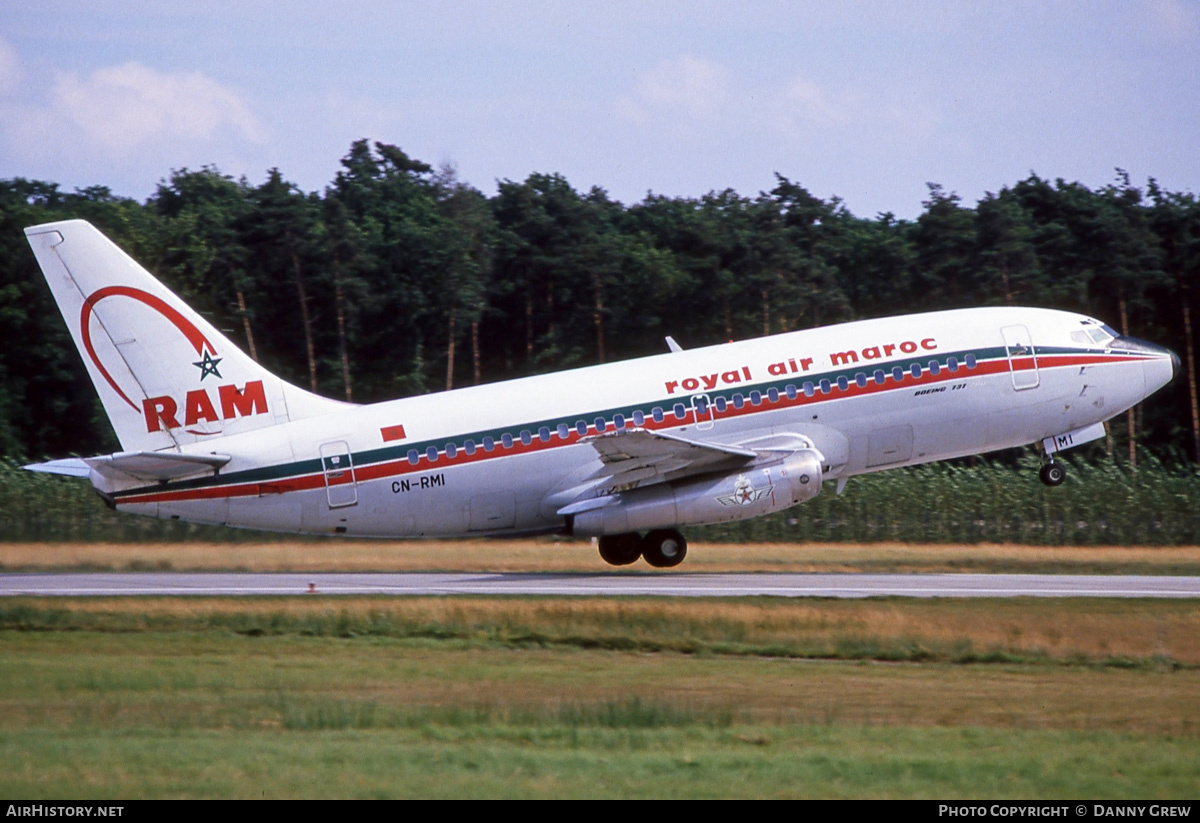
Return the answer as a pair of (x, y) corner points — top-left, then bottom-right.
(193, 350), (223, 381)
(717, 474), (772, 507)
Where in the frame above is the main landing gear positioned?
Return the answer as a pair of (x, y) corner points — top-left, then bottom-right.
(1039, 461), (1066, 487)
(597, 529), (688, 568)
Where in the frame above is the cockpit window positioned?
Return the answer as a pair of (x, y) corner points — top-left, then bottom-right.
(1073, 326), (1117, 346)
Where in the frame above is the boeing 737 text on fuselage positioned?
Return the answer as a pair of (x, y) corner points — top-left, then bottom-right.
(24, 220), (1180, 567)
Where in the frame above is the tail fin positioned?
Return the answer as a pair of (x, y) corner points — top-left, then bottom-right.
(25, 219), (350, 452)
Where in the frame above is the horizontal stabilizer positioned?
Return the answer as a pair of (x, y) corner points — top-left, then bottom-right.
(23, 458), (91, 478)
(87, 451), (231, 482)
(27, 451), (230, 482)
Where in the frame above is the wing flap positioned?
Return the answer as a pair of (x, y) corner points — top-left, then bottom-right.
(582, 428), (755, 488)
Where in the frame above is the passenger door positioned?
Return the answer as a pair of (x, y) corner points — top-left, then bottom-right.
(1001, 325), (1040, 390)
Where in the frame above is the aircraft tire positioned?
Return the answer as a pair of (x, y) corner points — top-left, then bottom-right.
(642, 529), (688, 568)
(598, 533), (643, 566)
(1040, 463), (1066, 487)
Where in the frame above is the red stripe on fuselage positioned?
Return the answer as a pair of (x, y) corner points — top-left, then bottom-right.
(114, 351), (1152, 506)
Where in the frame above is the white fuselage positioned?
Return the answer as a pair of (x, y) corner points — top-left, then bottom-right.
(102, 306), (1175, 539)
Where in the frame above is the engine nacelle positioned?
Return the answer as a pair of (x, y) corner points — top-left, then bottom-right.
(572, 448), (824, 537)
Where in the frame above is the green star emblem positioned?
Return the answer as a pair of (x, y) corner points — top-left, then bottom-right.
(193, 350), (223, 381)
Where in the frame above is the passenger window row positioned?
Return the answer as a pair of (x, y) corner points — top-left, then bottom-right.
(405, 354), (979, 465)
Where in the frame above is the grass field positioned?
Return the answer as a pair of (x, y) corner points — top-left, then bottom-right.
(2, 537), (1200, 799)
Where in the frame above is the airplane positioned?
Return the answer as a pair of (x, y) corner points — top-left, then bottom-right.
(23, 219), (1180, 567)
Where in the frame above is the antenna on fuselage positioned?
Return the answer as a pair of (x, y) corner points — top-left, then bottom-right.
(665, 336), (683, 353)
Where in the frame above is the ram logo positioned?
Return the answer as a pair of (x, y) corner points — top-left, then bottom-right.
(143, 380), (269, 433)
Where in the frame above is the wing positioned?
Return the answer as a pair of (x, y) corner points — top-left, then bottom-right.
(586, 427), (755, 481)
(553, 429), (755, 518)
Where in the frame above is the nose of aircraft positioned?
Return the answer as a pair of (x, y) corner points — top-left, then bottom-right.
(1112, 335), (1180, 391)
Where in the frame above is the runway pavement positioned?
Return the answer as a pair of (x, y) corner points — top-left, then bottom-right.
(2, 571), (1200, 598)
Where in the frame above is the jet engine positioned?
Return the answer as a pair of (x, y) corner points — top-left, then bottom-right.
(571, 448), (824, 537)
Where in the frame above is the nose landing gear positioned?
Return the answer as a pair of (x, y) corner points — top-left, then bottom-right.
(1039, 461), (1066, 487)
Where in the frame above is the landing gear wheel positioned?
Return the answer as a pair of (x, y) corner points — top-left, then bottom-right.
(642, 529), (688, 568)
(1040, 463), (1066, 487)
(598, 533), (643, 566)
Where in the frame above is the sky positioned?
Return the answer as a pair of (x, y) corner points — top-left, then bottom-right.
(1, 1), (1197, 219)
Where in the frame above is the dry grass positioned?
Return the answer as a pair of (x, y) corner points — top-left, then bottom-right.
(4, 539), (1200, 572)
(16, 594), (1200, 665)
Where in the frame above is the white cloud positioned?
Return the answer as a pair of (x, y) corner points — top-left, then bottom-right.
(1145, 0), (1200, 43)
(0, 37), (21, 94)
(43, 62), (265, 154)
(613, 56), (942, 176)
(0, 57), (270, 196)
(781, 76), (851, 126)
(617, 55), (729, 123)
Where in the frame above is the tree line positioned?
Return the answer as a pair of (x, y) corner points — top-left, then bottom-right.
(1, 140), (1197, 465)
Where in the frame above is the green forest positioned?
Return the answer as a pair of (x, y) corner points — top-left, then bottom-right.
(2, 139), (1198, 471)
